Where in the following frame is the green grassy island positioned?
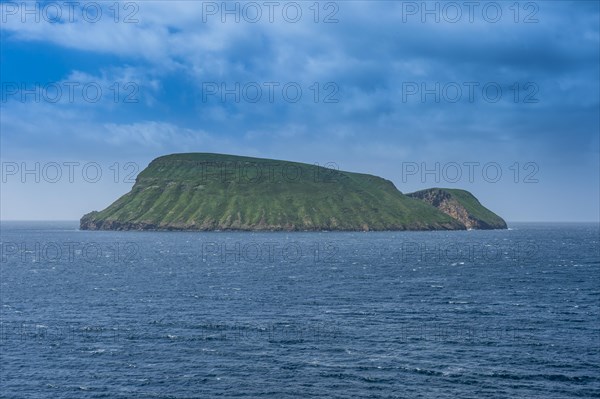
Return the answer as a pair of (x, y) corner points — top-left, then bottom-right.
(80, 153), (507, 231)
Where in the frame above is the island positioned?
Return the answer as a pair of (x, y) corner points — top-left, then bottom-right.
(80, 153), (507, 231)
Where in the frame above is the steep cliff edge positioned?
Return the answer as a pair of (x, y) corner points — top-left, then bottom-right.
(407, 188), (507, 230)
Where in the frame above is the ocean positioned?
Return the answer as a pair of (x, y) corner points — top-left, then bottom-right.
(1, 222), (598, 398)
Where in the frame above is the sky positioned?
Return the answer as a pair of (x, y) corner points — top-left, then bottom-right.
(0, 0), (598, 222)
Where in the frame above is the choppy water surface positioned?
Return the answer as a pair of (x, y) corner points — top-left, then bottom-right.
(1, 222), (598, 398)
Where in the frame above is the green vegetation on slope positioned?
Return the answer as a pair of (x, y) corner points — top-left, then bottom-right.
(407, 188), (507, 229)
(81, 153), (465, 231)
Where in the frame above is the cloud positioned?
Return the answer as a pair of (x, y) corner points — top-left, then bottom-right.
(103, 121), (211, 148)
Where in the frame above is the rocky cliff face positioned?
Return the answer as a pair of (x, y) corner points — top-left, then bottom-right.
(407, 188), (507, 230)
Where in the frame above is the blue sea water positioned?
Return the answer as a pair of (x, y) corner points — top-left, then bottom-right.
(0, 222), (598, 398)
